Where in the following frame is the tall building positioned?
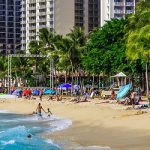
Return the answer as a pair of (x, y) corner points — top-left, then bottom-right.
(21, 0), (101, 51)
(101, 0), (135, 27)
(0, 0), (21, 54)
(21, 0), (135, 52)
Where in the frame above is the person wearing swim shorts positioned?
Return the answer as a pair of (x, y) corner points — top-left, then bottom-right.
(36, 103), (46, 116)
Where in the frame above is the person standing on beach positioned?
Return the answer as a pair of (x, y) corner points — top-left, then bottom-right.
(148, 91), (150, 107)
(130, 90), (136, 109)
(39, 89), (43, 101)
(111, 89), (116, 100)
(36, 103), (46, 117)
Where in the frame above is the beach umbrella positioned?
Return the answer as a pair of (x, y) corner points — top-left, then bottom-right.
(59, 83), (71, 90)
(44, 89), (56, 95)
(116, 84), (132, 99)
(12, 89), (22, 96)
(32, 89), (40, 96)
(22, 89), (31, 96)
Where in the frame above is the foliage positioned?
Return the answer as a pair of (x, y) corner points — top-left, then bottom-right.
(83, 19), (130, 75)
(126, 0), (150, 61)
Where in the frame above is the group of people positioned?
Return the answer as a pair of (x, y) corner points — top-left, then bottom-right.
(32, 103), (52, 118)
(110, 88), (150, 109)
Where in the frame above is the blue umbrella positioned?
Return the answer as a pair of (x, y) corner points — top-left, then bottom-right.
(44, 89), (56, 95)
(32, 89), (40, 96)
(116, 84), (132, 99)
(59, 83), (71, 89)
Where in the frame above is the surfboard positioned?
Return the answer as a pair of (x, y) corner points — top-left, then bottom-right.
(116, 84), (132, 99)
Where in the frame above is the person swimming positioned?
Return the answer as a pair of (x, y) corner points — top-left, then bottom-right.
(27, 134), (32, 138)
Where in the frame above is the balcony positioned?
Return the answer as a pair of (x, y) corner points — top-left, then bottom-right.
(28, 6), (36, 11)
(114, 9), (124, 14)
(47, 18), (54, 22)
(114, 2), (124, 6)
(37, 12), (46, 15)
(38, 18), (46, 22)
(21, 7), (26, 11)
(27, 13), (36, 17)
(21, 39), (26, 44)
(21, 27), (26, 31)
(21, 14), (26, 18)
(126, 2), (134, 6)
(38, 25), (46, 29)
(126, 10), (134, 14)
(29, 0), (36, 4)
(38, 5), (46, 9)
(20, 34), (26, 38)
(21, 46), (26, 51)
(29, 19), (36, 23)
(29, 26), (36, 30)
(21, 1), (26, 5)
(28, 33), (36, 37)
(37, 0), (46, 2)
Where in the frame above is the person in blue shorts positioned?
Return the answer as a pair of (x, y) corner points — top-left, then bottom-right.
(36, 103), (46, 117)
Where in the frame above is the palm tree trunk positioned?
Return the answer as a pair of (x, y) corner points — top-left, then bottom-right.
(146, 62), (149, 95)
(92, 75), (95, 86)
(70, 60), (74, 84)
(65, 70), (67, 83)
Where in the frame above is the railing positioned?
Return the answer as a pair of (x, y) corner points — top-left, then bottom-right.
(126, 2), (134, 6)
(126, 10), (134, 14)
(114, 9), (124, 14)
(114, 2), (124, 6)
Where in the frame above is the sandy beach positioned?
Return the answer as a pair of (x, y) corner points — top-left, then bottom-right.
(0, 97), (150, 150)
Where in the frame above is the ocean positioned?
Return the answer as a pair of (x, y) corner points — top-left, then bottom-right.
(0, 110), (112, 150)
(0, 110), (72, 150)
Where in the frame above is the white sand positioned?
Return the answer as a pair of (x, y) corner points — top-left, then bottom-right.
(0, 97), (150, 150)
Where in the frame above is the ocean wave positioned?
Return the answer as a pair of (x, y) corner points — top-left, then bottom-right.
(0, 110), (10, 113)
(50, 119), (72, 132)
(1, 140), (15, 145)
(46, 139), (61, 149)
(0, 126), (28, 139)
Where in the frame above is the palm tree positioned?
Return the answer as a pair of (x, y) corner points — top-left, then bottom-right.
(65, 26), (86, 84)
(126, 0), (150, 94)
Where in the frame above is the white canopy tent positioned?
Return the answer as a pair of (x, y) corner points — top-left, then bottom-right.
(111, 72), (127, 87)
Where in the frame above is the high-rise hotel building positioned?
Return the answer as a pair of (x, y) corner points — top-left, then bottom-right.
(21, 0), (101, 51)
(101, 0), (135, 26)
(0, 0), (21, 54)
(21, 0), (135, 52)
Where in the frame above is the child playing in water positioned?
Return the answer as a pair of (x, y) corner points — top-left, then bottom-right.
(47, 108), (52, 117)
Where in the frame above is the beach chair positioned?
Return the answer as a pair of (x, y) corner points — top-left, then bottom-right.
(101, 90), (112, 99)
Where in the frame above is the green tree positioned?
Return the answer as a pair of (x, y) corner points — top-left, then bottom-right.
(64, 26), (86, 84)
(83, 19), (128, 75)
(126, 0), (150, 94)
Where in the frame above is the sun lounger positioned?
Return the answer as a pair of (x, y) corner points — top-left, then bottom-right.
(101, 90), (111, 99)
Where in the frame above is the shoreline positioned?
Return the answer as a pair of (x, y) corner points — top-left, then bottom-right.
(0, 98), (150, 150)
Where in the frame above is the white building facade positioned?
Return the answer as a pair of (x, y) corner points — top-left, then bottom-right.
(100, 0), (135, 27)
(21, 0), (136, 52)
(21, 0), (55, 51)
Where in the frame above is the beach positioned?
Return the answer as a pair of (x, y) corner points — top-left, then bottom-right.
(0, 97), (150, 150)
